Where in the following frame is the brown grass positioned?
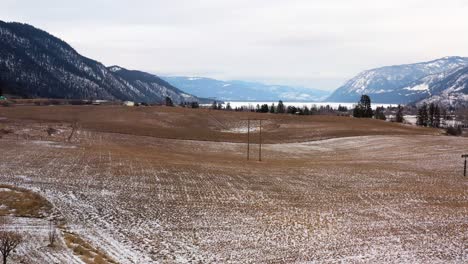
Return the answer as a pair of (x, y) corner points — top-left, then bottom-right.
(64, 232), (117, 264)
(0, 105), (439, 143)
(0, 185), (52, 217)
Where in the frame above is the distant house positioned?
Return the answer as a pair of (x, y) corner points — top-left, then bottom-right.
(92, 100), (109, 105)
(123, 101), (135, 107)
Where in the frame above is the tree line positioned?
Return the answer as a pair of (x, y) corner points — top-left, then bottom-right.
(351, 95), (404, 123)
(207, 100), (350, 115)
(416, 103), (442, 128)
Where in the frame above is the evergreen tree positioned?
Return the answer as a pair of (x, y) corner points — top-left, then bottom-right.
(260, 104), (269, 113)
(434, 105), (441, 128)
(165, 96), (174, 107)
(353, 105), (362, 118)
(310, 105), (318, 115)
(303, 106), (310, 115)
(374, 106), (386, 120)
(286, 106), (297, 114)
(277, 100), (285, 114)
(353, 95), (373, 118)
(269, 103), (276, 113)
(416, 107), (424, 126)
(337, 105), (348, 112)
(361, 95), (373, 117)
(441, 107), (448, 120)
(217, 103), (223, 110)
(211, 101), (217, 110)
(417, 104), (429, 126)
(226, 102), (232, 111)
(428, 103), (436, 127)
(395, 104), (404, 123)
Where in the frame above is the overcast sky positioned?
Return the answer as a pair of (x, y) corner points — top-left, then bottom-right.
(2, 0), (468, 90)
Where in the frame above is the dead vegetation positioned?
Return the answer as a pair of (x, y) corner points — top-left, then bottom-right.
(0, 185), (51, 218)
(63, 232), (117, 264)
(0, 225), (22, 264)
(0, 105), (439, 143)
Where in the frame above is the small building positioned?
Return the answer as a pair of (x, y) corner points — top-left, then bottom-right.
(92, 100), (109, 105)
(123, 101), (135, 107)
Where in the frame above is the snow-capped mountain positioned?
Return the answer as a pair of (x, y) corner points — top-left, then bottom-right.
(107, 66), (198, 103)
(0, 21), (201, 103)
(162, 77), (330, 102)
(327, 56), (468, 103)
(416, 65), (468, 107)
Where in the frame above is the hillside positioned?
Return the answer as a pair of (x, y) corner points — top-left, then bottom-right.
(327, 56), (468, 104)
(416, 65), (468, 107)
(163, 76), (330, 102)
(0, 105), (438, 143)
(0, 21), (200, 104)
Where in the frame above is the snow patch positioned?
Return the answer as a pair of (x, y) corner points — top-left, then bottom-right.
(28, 141), (77, 149)
(109, 66), (122, 72)
(404, 84), (429, 91)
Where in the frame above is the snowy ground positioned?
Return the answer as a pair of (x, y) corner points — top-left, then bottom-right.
(0, 127), (467, 263)
(0, 216), (83, 263)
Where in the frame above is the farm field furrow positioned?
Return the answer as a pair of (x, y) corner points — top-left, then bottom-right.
(1, 130), (467, 263)
(0, 106), (467, 263)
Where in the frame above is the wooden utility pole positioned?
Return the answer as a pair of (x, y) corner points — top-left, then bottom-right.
(463, 154), (468, 177)
(242, 118), (266, 162)
(247, 119), (250, 160)
(259, 120), (262, 162)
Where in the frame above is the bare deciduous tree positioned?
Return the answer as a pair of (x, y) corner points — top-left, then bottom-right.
(0, 231), (22, 264)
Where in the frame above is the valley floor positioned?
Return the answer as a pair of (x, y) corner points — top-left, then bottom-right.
(0, 106), (467, 263)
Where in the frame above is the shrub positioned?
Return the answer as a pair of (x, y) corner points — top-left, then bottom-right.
(0, 101), (11, 107)
(46, 127), (59, 136)
(446, 126), (462, 136)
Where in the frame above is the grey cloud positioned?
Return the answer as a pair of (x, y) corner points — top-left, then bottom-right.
(1, 0), (468, 90)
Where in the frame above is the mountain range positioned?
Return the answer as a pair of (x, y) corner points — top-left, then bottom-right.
(327, 56), (468, 105)
(0, 21), (201, 104)
(162, 77), (330, 102)
(2, 20), (468, 107)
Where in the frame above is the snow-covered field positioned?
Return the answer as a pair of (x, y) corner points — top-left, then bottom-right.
(0, 122), (467, 263)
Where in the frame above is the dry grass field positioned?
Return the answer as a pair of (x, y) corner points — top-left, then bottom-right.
(0, 105), (466, 263)
(0, 105), (437, 143)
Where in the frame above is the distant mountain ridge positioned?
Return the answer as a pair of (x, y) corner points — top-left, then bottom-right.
(162, 76), (330, 102)
(0, 21), (201, 103)
(327, 56), (468, 104)
(416, 65), (468, 107)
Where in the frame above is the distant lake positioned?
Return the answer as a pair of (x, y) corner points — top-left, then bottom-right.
(221, 101), (395, 110)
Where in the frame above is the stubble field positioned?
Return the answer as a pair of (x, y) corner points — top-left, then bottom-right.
(0, 105), (466, 263)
